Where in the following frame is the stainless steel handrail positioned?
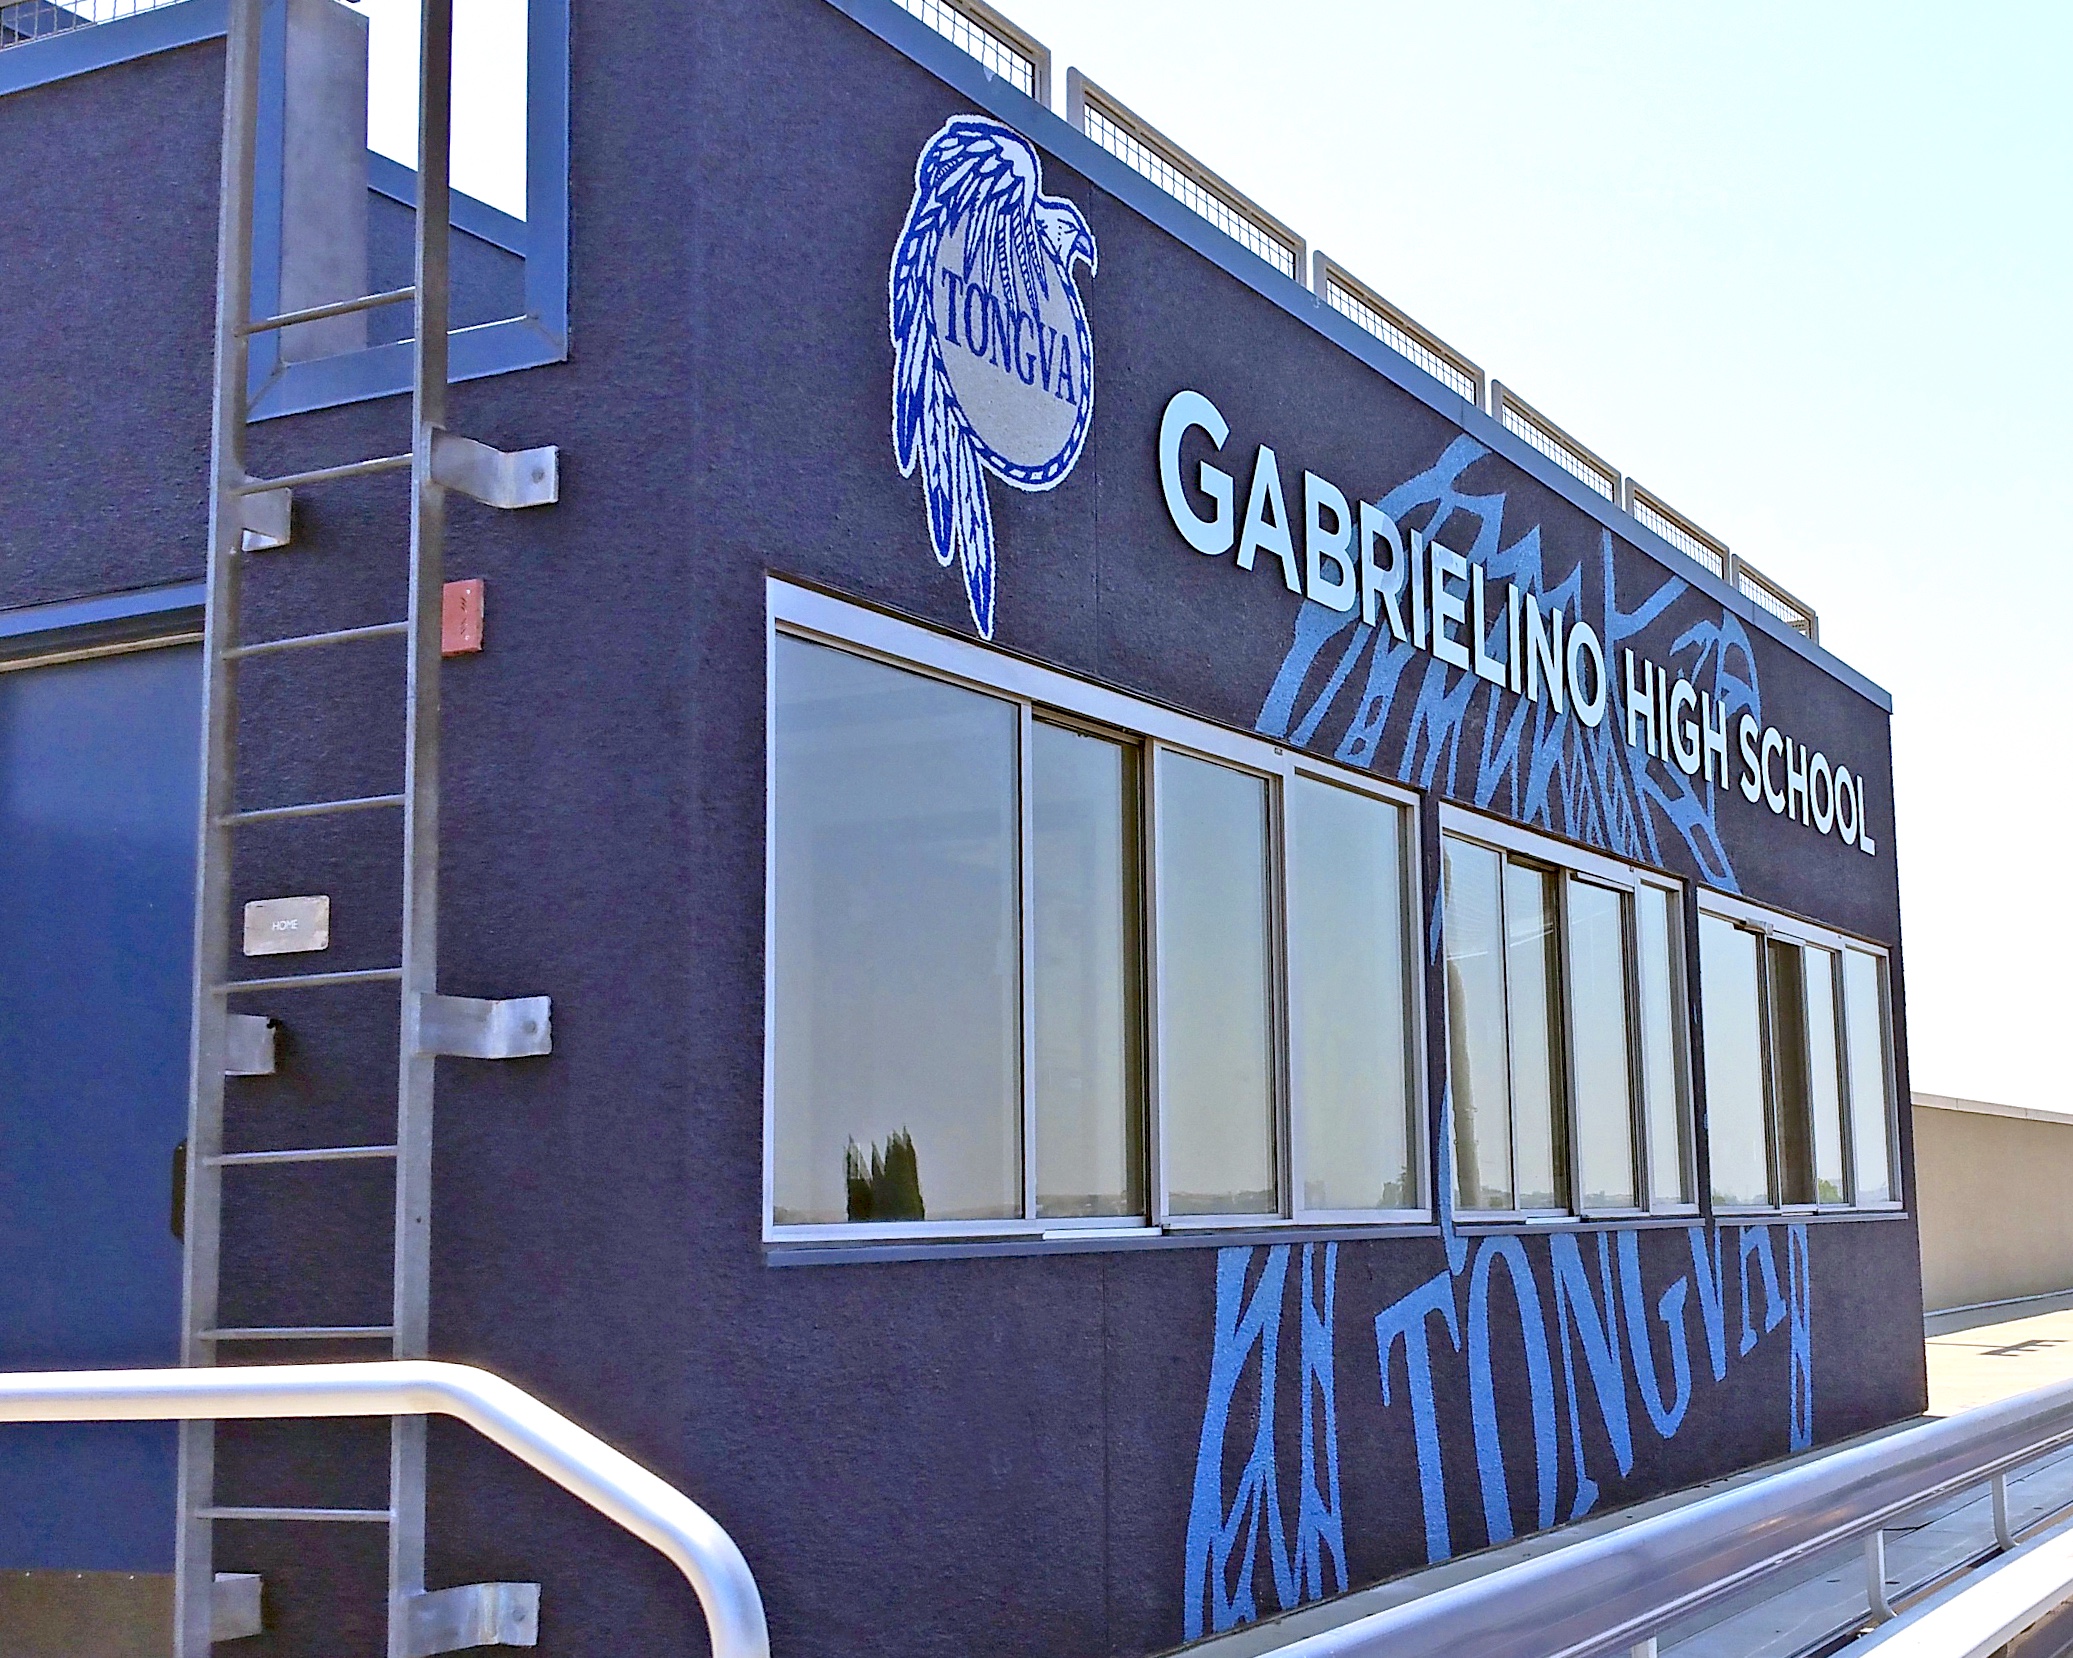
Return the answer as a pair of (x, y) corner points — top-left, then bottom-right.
(0, 1360), (770, 1658)
(1260, 1377), (2073, 1658)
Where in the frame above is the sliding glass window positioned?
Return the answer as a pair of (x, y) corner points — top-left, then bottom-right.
(1287, 777), (1420, 1216)
(766, 586), (1428, 1242)
(1440, 811), (1693, 1219)
(1697, 894), (1899, 1212)
(1698, 917), (1771, 1208)
(1635, 885), (1694, 1207)
(1842, 947), (1896, 1204)
(1155, 753), (1277, 1218)
(770, 637), (1021, 1227)
(1569, 879), (1636, 1211)
(1032, 721), (1143, 1220)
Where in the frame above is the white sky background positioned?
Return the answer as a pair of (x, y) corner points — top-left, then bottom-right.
(385, 0), (2069, 1108)
(992, 0), (2069, 1110)
(358, 0), (526, 217)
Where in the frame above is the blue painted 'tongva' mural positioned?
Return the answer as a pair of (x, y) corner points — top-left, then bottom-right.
(1255, 435), (1762, 893)
(1183, 1221), (1813, 1639)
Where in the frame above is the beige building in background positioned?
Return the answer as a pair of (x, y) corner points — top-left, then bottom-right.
(1914, 1094), (2073, 1313)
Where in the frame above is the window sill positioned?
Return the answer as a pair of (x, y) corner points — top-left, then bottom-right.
(765, 1219), (1446, 1267)
(1452, 1213), (1707, 1238)
(1710, 1204), (1910, 1224)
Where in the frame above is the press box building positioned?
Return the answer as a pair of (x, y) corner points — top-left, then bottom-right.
(0, 0), (1921, 1652)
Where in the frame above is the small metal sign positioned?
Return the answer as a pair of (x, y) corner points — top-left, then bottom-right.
(242, 894), (331, 956)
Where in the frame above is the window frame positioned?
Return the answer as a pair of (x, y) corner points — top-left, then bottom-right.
(1695, 888), (1902, 1216)
(1437, 805), (1699, 1223)
(1280, 761), (1427, 1228)
(245, 0), (570, 421)
(763, 579), (1430, 1245)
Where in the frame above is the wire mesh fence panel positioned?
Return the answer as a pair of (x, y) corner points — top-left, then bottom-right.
(0, 0), (186, 49)
(1081, 101), (1298, 280)
(1499, 402), (1618, 500)
(1323, 278), (1479, 405)
(1736, 563), (1817, 638)
(1631, 495), (1727, 578)
(890, 0), (1038, 99)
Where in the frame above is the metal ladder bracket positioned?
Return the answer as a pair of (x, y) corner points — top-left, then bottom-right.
(212, 1571), (264, 1641)
(238, 486), (292, 551)
(429, 431), (559, 510)
(224, 1014), (277, 1077)
(401, 1581), (541, 1656)
(411, 993), (552, 1060)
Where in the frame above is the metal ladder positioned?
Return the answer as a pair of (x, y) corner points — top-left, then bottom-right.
(178, 0), (557, 1651)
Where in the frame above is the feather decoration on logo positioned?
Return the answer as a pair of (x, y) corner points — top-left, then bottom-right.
(891, 116), (1097, 639)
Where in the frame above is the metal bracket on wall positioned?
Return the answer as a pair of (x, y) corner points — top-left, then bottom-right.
(410, 992), (552, 1060)
(428, 430), (559, 510)
(238, 486), (292, 551)
(223, 1014), (277, 1077)
(212, 1572), (263, 1642)
(401, 1581), (541, 1657)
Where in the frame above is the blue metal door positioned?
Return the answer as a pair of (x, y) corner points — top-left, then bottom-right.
(0, 642), (201, 1570)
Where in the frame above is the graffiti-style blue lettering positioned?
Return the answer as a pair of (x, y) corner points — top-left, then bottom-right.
(1618, 1231), (1694, 1439)
(1738, 1226), (1787, 1356)
(1788, 1224), (1814, 1450)
(1184, 1245), (1345, 1639)
(1688, 1224), (1729, 1381)
(1551, 1233), (1633, 1520)
(1375, 1271), (1463, 1563)
(1467, 1235), (1558, 1544)
(1185, 1247), (1293, 1638)
(1255, 437), (1754, 887)
(1297, 1245), (1346, 1603)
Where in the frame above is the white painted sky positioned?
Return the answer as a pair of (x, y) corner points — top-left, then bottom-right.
(411, 0), (2070, 1109)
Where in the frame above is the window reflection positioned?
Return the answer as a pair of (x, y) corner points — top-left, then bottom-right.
(1805, 948), (1847, 1203)
(1570, 880), (1635, 1210)
(1444, 838), (1514, 1210)
(1289, 779), (1416, 1212)
(1505, 864), (1565, 1210)
(1844, 949), (1894, 1203)
(1157, 754), (1276, 1216)
(1636, 886), (1691, 1207)
(1700, 916), (1772, 1207)
(1033, 723), (1143, 1220)
(771, 638), (1021, 1225)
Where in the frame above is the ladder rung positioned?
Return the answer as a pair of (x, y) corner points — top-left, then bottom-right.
(201, 1325), (395, 1341)
(218, 966), (403, 995)
(208, 1144), (399, 1168)
(238, 285), (416, 337)
(225, 620), (408, 660)
(222, 792), (405, 827)
(234, 455), (410, 496)
(198, 1506), (393, 1524)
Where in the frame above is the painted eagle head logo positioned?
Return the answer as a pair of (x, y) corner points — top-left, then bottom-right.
(890, 116), (1099, 640)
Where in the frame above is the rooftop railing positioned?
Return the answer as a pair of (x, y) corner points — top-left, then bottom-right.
(1492, 381), (1621, 503)
(892, 0), (1048, 105)
(1315, 253), (1484, 408)
(1067, 69), (1305, 283)
(0, 0), (183, 49)
(1625, 479), (1730, 580)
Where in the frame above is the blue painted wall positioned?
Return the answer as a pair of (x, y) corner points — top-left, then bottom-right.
(0, 0), (1922, 1652)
